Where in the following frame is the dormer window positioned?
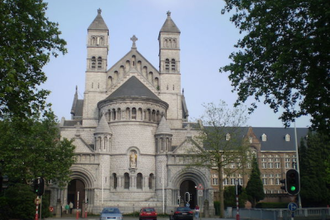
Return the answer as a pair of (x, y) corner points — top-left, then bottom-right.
(225, 133), (231, 141)
(285, 134), (290, 142)
(261, 133), (267, 142)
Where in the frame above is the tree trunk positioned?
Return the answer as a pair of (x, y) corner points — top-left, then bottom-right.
(218, 165), (225, 218)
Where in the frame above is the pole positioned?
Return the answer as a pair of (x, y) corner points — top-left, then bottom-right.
(35, 196), (39, 220)
(40, 196), (42, 220)
(294, 122), (302, 209)
(235, 180), (240, 220)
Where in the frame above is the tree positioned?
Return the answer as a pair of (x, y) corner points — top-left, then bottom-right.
(223, 186), (247, 208)
(0, 113), (76, 187)
(0, 0), (67, 119)
(189, 100), (250, 217)
(220, 0), (330, 134)
(299, 132), (330, 206)
(245, 156), (265, 208)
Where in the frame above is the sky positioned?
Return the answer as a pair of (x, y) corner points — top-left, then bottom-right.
(42, 0), (311, 128)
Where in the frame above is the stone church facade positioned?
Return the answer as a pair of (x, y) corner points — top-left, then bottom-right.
(51, 9), (213, 214)
(49, 9), (309, 214)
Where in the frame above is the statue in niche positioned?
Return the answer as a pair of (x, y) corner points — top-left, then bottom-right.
(130, 151), (137, 168)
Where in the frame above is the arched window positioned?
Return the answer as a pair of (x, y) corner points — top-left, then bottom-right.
(91, 56), (96, 69)
(149, 174), (154, 189)
(97, 56), (102, 69)
(165, 59), (169, 71)
(113, 173), (117, 189)
(132, 108), (137, 120)
(112, 109), (116, 120)
(171, 59), (176, 71)
(126, 107), (130, 120)
(117, 108), (121, 120)
(124, 173), (130, 189)
(91, 36), (96, 45)
(137, 173), (143, 189)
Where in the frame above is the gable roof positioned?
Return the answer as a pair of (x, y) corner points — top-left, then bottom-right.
(106, 76), (160, 101)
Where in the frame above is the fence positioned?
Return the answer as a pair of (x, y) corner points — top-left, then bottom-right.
(226, 207), (330, 220)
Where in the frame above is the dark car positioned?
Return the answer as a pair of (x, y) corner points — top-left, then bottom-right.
(139, 207), (157, 220)
(171, 207), (193, 220)
(100, 207), (122, 220)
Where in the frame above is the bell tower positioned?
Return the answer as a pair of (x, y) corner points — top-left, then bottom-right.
(158, 12), (183, 128)
(83, 9), (109, 126)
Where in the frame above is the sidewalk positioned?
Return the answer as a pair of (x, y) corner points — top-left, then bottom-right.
(45, 217), (235, 220)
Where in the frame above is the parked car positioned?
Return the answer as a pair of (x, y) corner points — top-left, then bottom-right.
(139, 207), (157, 220)
(100, 207), (122, 220)
(171, 207), (193, 220)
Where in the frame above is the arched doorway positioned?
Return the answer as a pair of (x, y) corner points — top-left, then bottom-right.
(67, 179), (85, 211)
(180, 180), (196, 209)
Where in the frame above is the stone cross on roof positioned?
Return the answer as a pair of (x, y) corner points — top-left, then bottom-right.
(130, 35), (138, 49)
(97, 8), (102, 14)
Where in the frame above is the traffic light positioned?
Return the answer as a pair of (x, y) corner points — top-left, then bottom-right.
(33, 177), (44, 196)
(280, 179), (286, 191)
(237, 184), (243, 195)
(286, 169), (300, 195)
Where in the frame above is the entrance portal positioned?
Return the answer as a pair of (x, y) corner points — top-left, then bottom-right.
(67, 179), (85, 211)
(180, 180), (196, 209)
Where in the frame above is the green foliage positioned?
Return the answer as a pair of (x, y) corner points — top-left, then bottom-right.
(299, 132), (330, 206)
(223, 186), (247, 208)
(213, 201), (221, 216)
(41, 193), (52, 218)
(220, 0), (330, 134)
(0, 0), (67, 119)
(1, 183), (35, 220)
(256, 202), (288, 208)
(0, 113), (76, 187)
(245, 156), (265, 207)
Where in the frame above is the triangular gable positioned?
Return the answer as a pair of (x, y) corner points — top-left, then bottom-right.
(106, 48), (161, 95)
(173, 137), (203, 155)
(73, 136), (94, 153)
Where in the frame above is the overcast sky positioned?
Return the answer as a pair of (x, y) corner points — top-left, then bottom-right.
(42, 0), (311, 128)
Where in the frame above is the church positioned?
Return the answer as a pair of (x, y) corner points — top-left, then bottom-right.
(50, 9), (309, 215)
(53, 9), (213, 214)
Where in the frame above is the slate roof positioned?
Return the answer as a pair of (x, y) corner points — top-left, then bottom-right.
(159, 11), (180, 33)
(199, 126), (309, 152)
(105, 76), (160, 101)
(156, 116), (172, 134)
(88, 9), (108, 30)
(252, 127), (309, 151)
(95, 114), (111, 134)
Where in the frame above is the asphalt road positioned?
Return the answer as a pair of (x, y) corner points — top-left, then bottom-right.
(45, 217), (235, 220)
